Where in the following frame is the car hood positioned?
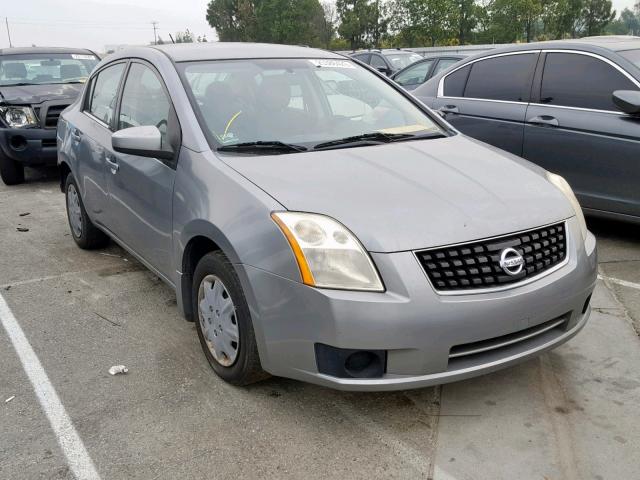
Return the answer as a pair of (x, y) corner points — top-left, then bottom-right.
(0, 83), (83, 104)
(222, 135), (574, 253)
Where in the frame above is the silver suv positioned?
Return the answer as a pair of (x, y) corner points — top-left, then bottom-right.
(58, 43), (597, 391)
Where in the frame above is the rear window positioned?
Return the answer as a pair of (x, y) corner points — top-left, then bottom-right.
(442, 65), (470, 97)
(618, 49), (640, 68)
(463, 53), (537, 102)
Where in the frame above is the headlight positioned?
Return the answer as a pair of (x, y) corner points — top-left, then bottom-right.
(0, 106), (38, 128)
(272, 212), (384, 291)
(546, 172), (588, 241)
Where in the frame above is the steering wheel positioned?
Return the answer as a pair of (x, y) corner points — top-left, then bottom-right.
(156, 119), (168, 130)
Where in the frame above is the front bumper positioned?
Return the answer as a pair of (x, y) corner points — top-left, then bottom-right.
(0, 127), (58, 166)
(238, 217), (597, 391)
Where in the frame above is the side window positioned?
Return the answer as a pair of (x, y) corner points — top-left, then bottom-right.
(395, 60), (434, 86)
(443, 64), (470, 97)
(118, 63), (171, 144)
(370, 54), (387, 69)
(87, 63), (125, 126)
(433, 58), (461, 76)
(352, 54), (370, 64)
(464, 53), (537, 102)
(540, 52), (638, 111)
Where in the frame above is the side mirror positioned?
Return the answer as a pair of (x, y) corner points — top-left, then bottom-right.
(375, 65), (391, 76)
(111, 126), (173, 160)
(613, 90), (640, 115)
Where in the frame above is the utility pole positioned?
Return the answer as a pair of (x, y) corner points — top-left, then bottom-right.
(5, 17), (12, 48)
(151, 21), (158, 45)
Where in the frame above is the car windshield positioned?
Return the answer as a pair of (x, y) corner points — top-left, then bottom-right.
(385, 52), (423, 70)
(619, 49), (640, 68)
(0, 53), (99, 86)
(180, 58), (444, 151)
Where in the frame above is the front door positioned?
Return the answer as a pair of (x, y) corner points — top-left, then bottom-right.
(431, 52), (539, 157)
(74, 62), (126, 225)
(523, 51), (640, 216)
(105, 61), (179, 279)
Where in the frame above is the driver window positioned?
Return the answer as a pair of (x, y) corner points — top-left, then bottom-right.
(395, 60), (433, 86)
(118, 63), (171, 143)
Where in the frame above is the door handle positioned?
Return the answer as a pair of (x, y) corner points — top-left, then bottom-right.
(105, 155), (119, 173)
(527, 115), (559, 127)
(437, 105), (459, 114)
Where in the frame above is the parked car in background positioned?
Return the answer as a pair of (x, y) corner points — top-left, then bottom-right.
(392, 54), (466, 90)
(414, 36), (640, 223)
(350, 49), (423, 76)
(59, 43), (596, 391)
(0, 47), (99, 184)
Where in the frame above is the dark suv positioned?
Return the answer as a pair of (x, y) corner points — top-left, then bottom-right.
(414, 37), (640, 223)
(0, 47), (99, 184)
(350, 49), (423, 76)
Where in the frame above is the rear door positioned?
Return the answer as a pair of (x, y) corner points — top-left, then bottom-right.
(105, 61), (180, 279)
(75, 61), (126, 225)
(431, 52), (539, 156)
(524, 51), (640, 216)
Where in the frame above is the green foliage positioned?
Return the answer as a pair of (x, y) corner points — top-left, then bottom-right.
(206, 0), (331, 47)
(205, 0), (621, 49)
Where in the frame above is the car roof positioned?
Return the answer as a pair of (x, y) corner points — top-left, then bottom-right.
(150, 42), (343, 62)
(480, 36), (640, 55)
(0, 46), (97, 56)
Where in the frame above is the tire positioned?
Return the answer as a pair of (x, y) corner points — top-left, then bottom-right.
(64, 174), (109, 249)
(0, 154), (25, 185)
(193, 251), (268, 386)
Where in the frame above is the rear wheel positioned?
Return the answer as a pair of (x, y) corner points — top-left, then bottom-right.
(0, 154), (25, 185)
(64, 174), (109, 249)
(193, 251), (268, 386)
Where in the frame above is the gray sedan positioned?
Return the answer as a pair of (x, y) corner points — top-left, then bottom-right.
(414, 36), (640, 223)
(58, 43), (596, 391)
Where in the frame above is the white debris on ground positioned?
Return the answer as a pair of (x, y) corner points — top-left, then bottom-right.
(108, 365), (129, 375)
(5, 395), (15, 403)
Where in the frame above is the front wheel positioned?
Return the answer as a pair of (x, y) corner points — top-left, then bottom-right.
(0, 154), (25, 185)
(193, 251), (268, 386)
(65, 174), (109, 249)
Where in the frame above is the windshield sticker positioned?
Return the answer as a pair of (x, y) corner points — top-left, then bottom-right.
(378, 124), (436, 134)
(71, 54), (97, 60)
(308, 59), (355, 69)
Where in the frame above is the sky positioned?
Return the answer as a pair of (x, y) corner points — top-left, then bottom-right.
(0, 0), (638, 52)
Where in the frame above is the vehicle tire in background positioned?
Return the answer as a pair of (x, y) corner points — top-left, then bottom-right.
(193, 251), (268, 386)
(0, 154), (25, 185)
(64, 174), (109, 249)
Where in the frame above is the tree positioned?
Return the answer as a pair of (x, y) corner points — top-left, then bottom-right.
(336, 0), (374, 49)
(206, 0), (256, 41)
(543, 0), (584, 38)
(484, 0), (543, 43)
(581, 0), (615, 35)
(391, 0), (457, 47)
(454, 0), (481, 44)
(206, 0), (327, 46)
(175, 29), (195, 43)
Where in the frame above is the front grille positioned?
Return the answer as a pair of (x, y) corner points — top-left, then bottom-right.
(44, 104), (68, 129)
(416, 222), (567, 292)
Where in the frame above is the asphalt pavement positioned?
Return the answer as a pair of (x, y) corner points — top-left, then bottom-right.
(1, 168), (638, 480)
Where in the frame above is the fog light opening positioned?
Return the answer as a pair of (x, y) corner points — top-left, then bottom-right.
(344, 351), (380, 377)
(9, 135), (27, 151)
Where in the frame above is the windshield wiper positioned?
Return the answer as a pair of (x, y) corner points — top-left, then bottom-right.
(2, 82), (38, 87)
(314, 132), (413, 150)
(313, 131), (446, 151)
(217, 141), (308, 154)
